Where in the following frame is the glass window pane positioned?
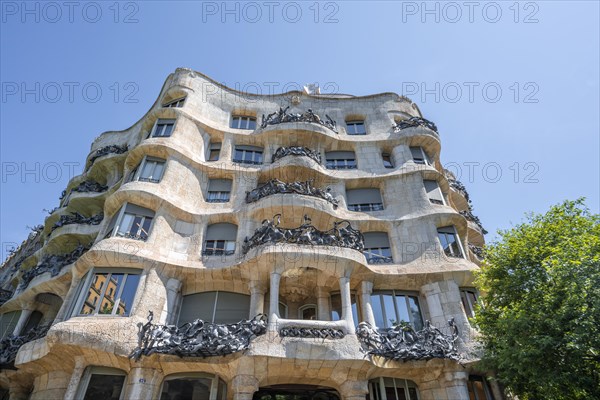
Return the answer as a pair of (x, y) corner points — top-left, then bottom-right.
(84, 374), (125, 400)
(408, 296), (423, 330)
(301, 306), (317, 320)
(395, 294), (410, 325)
(234, 149), (243, 161)
(116, 274), (140, 316)
(80, 273), (108, 315)
(163, 123), (174, 137)
(140, 161), (155, 178)
(99, 274), (124, 315)
(215, 292), (250, 324)
(152, 163), (164, 180)
(330, 294), (342, 321)
(160, 377), (213, 400)
(247, 119), (256, 129)
(371, 295), (385, 328)
(383, 294), (396, 328)
(117, 213), (134, 236)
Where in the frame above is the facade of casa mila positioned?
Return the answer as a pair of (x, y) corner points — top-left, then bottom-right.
(0, 69), (499, 400)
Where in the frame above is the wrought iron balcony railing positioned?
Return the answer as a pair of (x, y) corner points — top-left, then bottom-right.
(393, 117), (438, 134)
(129, 311), (267, 360)
(242, 214), (364, 254)
(260, 106), (338, 133)
(271, 146), (322, 164)
(356, 319), (460, 361)
(460, 210), (488, 234)
(86, 144), (128, 170)
(245, 179), (339, 208)
(50, 212), (104, 234)
(0, 325), (50, 367)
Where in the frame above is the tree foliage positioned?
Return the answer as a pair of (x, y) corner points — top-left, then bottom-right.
(474, 199), (600, 400)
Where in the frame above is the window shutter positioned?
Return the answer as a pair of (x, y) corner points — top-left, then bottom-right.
(208, 179), (232, 192)
(363, 232), (391, 248)
(410, 146), (424, 159)
(214, 292), (250, 323)
(423, 180), (444, 203)
(235, 145), (263, 152)
(178, 292), (217, 324)
(124, 204), (155, 218)
(437, 226), (456, 234)
(326, 151), (355, 160)
(206, 223), (237, 240)
(346, 188), (382, 205)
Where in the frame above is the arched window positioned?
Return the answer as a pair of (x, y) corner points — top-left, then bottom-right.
(160, 373), (226, 400)
(76, 366), (126, 400)
(363, 232), (393, 264)
(178, 291), (250, 325)
(368, 378), (420, 400)
(203, 223), (238, 256)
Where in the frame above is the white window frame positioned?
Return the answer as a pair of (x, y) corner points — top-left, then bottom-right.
(133, 156), (166, 183)
(75, 366), (127, 400)
(162, 97), (186, 108)
(325, 158), (357, 170)
(203, 240), (236, 256)
(437, 226), (465, 258)
(160, 372), (224, 400)
(410, 146), (432, 166)
(207, 191), (230, 203)
(230, 115), (257, 130)
(346, 120), (367, 135)
(233, 148), (263, 165)
(371, 290), (423, 330)
(363, 247), (393, 264)
(298, 304), (318, 320)
(70, 268), (142, 318)
(460, 288), (479, 319)
(369, 377), (420, 400)
(150, 118), (176, 138)
(110, 203), (155, 241)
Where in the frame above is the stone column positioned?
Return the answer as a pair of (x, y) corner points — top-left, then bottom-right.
(231, 375), (259, 400)
(121, 367), (163, 400)
(339, 276), (355, 334)
(316, 286), (330, 321)
(161, 277), (182, 325)
(249, 281), (266, 318)
(13, 308), (33, 335)
(63, 357), (86, 400)
(360, 281), (375, 325)
(420, 280), (471, 342)
(269, 271), (281, 331)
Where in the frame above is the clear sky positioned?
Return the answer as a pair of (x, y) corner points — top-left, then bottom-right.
(1, 1), (599, 261)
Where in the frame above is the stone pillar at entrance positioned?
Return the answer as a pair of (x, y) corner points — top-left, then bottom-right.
(231, 375), (259, 400)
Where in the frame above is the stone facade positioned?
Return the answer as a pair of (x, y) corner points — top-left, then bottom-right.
(0, 68), (497, 400)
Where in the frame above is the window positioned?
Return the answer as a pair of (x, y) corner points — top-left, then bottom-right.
(207, 179), (232, 203)
(233, 145), (263, 165)
(363, 232), (393, 264)
(178, 292), (250, 324)
(231, 115), (256, 130)
(298, 304), (317, 320)
(22, 310), (43, 333)
(73, 269), (141, 317)
(423, 179), (445, 205)
(77, 367), (126, 400)
(346, 188), (384, 212)
(203, 223), (237, 256)
(208, 142), (221, 161)
(109, 204), (155, 241)
(163, 97), (186, 108)
(437, 226), (464, 258)
(382, 153), (394, 169)
(325, 151), (357, 170)
(151, 119), (175, 138)
(460, 288), (479, 319)
(346, 120), (366, 135)
(160, 373), (226, 400)
(134, 157), (165, 183)
(410, 146), (432, 165)
(368, 378), (420, 400)
(467, 376), (495, 400)
(371, 290), (423, 330)
(330, 292), (359, 324)
(0, 310), (22, 339)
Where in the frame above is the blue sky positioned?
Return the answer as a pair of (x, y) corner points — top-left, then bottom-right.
(1, 1), (599, 260)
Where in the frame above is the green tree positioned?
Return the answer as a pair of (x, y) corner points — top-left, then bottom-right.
(474, 199), (600, 400)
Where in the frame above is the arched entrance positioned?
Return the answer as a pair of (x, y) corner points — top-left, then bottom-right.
(253, 385), (340, 400)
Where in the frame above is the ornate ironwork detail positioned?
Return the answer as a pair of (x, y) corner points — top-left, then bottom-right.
(18, 244), (89, 292)
(245, 179), (338, 208)
(393, 117), (438, 133)
(356, 319), (460, 361)
(50, 212), (104, 233)
(261, 106), (338, 133)
(460, 210), (488, 234)
(73, 180), (108, 193)
(365, 255), (394, 265)
(279, 326), (345, 339)
(242, 214), (364, 254)
(272, 146), (321, 164)
(0, 289), (13, 306)
(446, 175), (471, 205)
(129, 312), (267, 360)
(0, 325), (50, 368)
(469, 244), (484, 259)
(87, 144), (128, 168)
